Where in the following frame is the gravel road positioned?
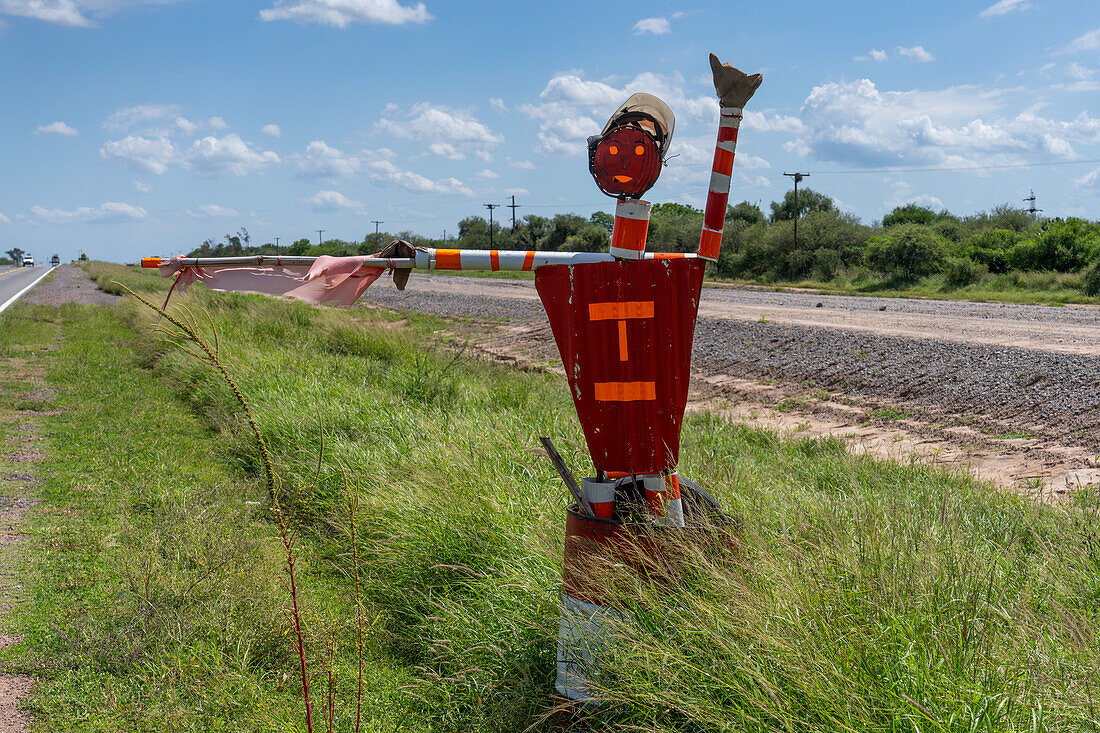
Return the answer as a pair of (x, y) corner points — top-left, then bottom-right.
(367, 275), (1100, 445)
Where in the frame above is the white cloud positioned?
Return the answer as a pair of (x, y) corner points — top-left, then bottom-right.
(505, 187), (529, 196)
(475, 168), (498, 179)
(427, 142), (465, 160)
(474, 149), (492, 162)
(208, 116), (228, 130)
(0, 212), (10, 225)
(0, 0), (183, 27)
(376, 103), (503, 145)
(259, 0), (431, 26)
(31, 201), (148, 223)
(100, 135), (178, 175)
(906, 194), (945, 209)
(133, 179), (152, 193)
(174, 116), (199, 135)
(742, 110), (805, 133)
(789, 78), (1100, 168)
(896, 45), (935, 62)
(261, 123), (281, 138)
(185, 204), (238, 218)
(633, 16), (669, 35)
(183, 134), (280, 176)
(364, 157), (472, 196)
(34, 121), (78, 136)
(1076, 166), (1100, 190)
(104, 103), (180, 131)
(979, 0), (1032, 17)
(489, 97), (507, 113)
(509, 159), (535, 169)
(1066, 28), (1100, 54)
(855, 48), (888, 62)
(295, 140), (360, 179)
(304, 190), (362, 211)
(534, 115), (599, 155)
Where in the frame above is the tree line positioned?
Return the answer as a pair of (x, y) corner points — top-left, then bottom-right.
(187, 191), (1100, 294)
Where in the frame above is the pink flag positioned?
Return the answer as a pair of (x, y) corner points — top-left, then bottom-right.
(157, 254), (387, 307)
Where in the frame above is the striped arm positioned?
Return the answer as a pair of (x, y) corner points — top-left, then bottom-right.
(697, 106), (742, 262)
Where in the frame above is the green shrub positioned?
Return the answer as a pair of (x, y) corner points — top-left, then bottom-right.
(863, 224), (947, 282)
(942, 257), (987, 289)
(1082, 258), (1100, 296)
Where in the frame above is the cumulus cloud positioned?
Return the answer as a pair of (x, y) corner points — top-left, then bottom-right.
(259, 0), (431, 26)
(261, 123), (281, 138)
(173, 116), (199, 135)
(896, 45), (935, 62)
(1065, 27), (1100, 54)
(100, 135), (178, 175)
(185, 204), (238, 218)
(534, 115), (599, 155)
(854, 48), (888, 62)
(35, 121), (78, 136)
(427, 142), (465, 160)
(0, 0), (183, 27)
(1076, 166), (1100, 190)
(208, 116), (228, 130)
(980, 0), (1032, 17)
(31, 201), (148, 223)
(509, 159), (535, 169)
(183, 134), (280, 176)
(104, 103), (180, 131)
(474, 168), (498, 179)
(489, 97), (507, 113)
(362, 155), (472, 196)
(376, 103), (503, 145)
(295, 140), (361, 179)
(633, 17), (669, 35)
(788, 78), (1100, 168)
(304, 190), (362, 211)
(133, 180), (152, 193)
(0, 212), (10, 225)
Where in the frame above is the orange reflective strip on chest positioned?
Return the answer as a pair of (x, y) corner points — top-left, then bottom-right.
(588, 301), (654, 321)
(594, 381), (657, 402)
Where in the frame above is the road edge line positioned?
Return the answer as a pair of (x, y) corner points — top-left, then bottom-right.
(0, 267), (57, 316)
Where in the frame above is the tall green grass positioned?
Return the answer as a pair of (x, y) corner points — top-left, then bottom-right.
(14, 263), (1100, 731)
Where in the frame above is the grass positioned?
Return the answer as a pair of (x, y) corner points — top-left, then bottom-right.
(720, 269), (1097, 306)
(5, 262), (1100, 731)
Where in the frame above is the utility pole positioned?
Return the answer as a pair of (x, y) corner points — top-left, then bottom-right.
(484, 203), (500, 249)
(508, 195), (521, 231)
(316, 229), (325, 248)
(274, 236), (280, 254)
(371, 220), (383, 236)
(783, 172), (809, 250)
(1023, 190), (1042, 216)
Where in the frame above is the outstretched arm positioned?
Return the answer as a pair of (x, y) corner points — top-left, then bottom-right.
(698, 54), (762, 262)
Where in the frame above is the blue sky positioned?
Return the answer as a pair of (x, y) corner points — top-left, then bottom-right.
(1, 0), (1098, 262)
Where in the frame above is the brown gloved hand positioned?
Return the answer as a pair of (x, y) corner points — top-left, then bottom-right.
(709, 53), (763, 109)
(374, 239), (419, 290)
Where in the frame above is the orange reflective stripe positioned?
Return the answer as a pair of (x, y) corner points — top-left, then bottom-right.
(490, 250), (500, 270)
(652, 252), (686, 259)
(141, 257), (162, 268)
(522, 251), (535, 270)
(611, 215), (649, 252)
(712, 145), (736, 174)
(617, 321), (628, 361)
(588, 301), (654, 320)
(594, 381), (656, 401)
(699, 228), (722, 260)
(435, 249), (462, 270)
(666, 473), (681, 499)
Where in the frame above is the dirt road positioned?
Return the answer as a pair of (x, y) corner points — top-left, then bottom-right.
(367, 275), (1100, 499)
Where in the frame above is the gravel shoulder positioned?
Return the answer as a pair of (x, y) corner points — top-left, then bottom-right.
(365, 274), (1100, 499)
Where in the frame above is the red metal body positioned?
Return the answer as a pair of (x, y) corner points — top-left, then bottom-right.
(535, 258), (705, 476)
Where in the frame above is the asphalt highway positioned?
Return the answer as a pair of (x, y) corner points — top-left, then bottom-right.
(0, 266), (55, 314)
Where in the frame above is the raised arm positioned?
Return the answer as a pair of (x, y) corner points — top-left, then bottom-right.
(698, 54), (762, 262)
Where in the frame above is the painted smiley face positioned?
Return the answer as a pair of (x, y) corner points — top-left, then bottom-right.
(591, 126), (662, 198)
